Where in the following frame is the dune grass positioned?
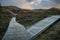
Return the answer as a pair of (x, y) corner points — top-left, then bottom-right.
(0, 6), (60, 40)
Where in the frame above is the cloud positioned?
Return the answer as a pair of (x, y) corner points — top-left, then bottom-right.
(1, 0), (27, 6)
(1, 0), (17, 6)
(55, 4), (60, 8)
(52, 0), (60, 4)
(1, 0), (60, 9)
(32, 0), (60, 9)
(27, 0), (33, 2)
(20, 2), (33, 9)
(32, 0), (55, 9)
(20, 0), (35, 9)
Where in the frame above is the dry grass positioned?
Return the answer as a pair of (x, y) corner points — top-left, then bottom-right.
(0, 6), (60, 40)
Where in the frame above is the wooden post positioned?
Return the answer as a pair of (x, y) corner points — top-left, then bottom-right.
(0, 3), (2, 11)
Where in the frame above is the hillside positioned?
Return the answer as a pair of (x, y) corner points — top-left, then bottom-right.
(0, 6), (60, 40)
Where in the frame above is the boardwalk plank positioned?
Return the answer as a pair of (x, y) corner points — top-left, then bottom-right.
(27, 16), (60, 39)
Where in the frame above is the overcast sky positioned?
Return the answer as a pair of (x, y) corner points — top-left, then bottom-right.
(1, 0), (60, 9)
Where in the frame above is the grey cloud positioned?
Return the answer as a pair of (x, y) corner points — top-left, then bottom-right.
(1, 0), (60, 9)
(1, 0), (27, 7)
(52, 0), (60, 4)
(27, 0), (33, 2)
(32, 0), (55, 9)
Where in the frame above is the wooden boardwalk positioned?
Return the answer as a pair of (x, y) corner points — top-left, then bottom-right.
(2, 12), (60, 40)
(2, 10), (31, 40)
(2, 10), (60, 40)
(2, 16), (60, 40)
(27, 15), (60, 39)
(2, 17), (30, 40)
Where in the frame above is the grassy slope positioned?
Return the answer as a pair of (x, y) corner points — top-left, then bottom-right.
(0, 6), (60, 40)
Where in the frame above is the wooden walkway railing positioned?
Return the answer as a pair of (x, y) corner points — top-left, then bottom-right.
(27, 16), (60, 39)
(2, 10), (60, 40)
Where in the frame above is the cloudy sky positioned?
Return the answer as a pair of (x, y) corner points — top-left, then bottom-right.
(1, 0), (60, 9)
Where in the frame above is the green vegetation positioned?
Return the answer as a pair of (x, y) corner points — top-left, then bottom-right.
(0, 6), (60, 40)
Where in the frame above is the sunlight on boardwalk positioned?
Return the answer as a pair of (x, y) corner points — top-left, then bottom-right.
(2, 15), (60, 40)
(27, 15), (60, 39)
(2, 17), (30, 40)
